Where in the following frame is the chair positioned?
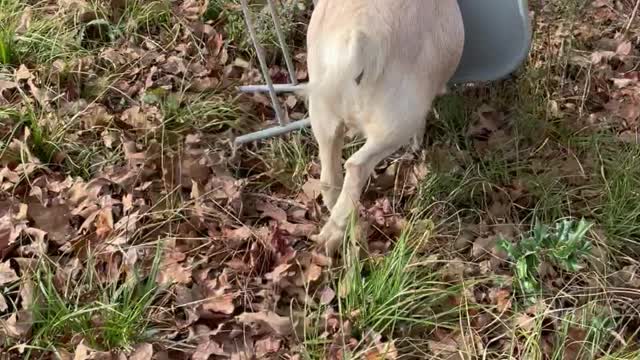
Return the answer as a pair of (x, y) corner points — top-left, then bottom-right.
(452, 0), (532, 83)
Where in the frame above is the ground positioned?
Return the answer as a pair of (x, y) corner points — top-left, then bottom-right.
(1, 0), (640, 359)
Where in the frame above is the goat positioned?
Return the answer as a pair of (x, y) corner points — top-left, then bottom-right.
(305, 0), (465, 255)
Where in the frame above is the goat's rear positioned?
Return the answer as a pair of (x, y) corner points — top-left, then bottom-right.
(306, 0), (465, 255)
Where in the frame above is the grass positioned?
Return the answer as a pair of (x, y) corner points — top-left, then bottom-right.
(151, 90), (247, 135)
(205, 0), (307, 60)
(596, 142), (640, 252)
(20, 244), (164, 357)
(252, 131), (315, 191)
(334, 217), (463, 346)
(0, 0), (87, 67)
(81, 0), (173, 49)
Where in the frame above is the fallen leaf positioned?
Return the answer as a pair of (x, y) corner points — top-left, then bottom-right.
(612, 78), (635, 88)
(0, 261), (19, 285)
(616, 41), (632, 56)
(302, 178), (323, 200)
(202, 291), (235, 314)
(15, 65), (32, 81)
(256, 200), (288, 222)
(236, 311), (294, 336)
(19, 279), (34, 310)
(179, 0), (209, 21)
(2, 310), (33, 338)
(564, 327), (588, 360)
(255, 337), (282, 358)
(319, 287), (335, 305)
(304, 263), (322, 283)
(15, 6), (32, 34)
(157, 250), (191, 286)
(265, 263), (292, 283)
(280, 221), (316, 237)
(28, 202), (74, 245)
(364, 339), (398, 360)
(472, 235), (499, 259)
(191, 77), (220, 91)
(129, 343), (153, 360)
(515, 313), (536, 332)
(492, 289), (512, 313)
(73, 342), (95, 360)
(0, 294), (8, 312)
(0, 80), (17, 92)
(193, 339), (226, 360)
(94, 208), (114, 240)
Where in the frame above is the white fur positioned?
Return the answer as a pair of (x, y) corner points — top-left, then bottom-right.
(306, 0), (465, 255)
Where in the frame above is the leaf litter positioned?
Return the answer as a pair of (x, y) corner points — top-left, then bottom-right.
(1, 0), (640, 358)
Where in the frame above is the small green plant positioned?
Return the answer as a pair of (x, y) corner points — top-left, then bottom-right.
(498, 218), (593, 303)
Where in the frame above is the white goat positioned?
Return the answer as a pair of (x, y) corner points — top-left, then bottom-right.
(305, 0), (465, 255)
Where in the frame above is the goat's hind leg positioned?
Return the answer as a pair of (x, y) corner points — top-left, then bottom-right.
(312, 124), (416, 255)
(309, 98), (345, 210)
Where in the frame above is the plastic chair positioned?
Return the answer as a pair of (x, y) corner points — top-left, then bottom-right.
(452, 0), (532, 83)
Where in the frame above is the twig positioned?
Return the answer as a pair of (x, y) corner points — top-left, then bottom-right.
(625, 0), (640, 34)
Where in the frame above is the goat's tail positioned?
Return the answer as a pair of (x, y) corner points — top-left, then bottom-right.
(308, 29), (384, 101)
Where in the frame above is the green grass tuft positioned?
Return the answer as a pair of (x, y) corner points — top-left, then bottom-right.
(338, 216), (461, 336)
(25, 245), (163, 356)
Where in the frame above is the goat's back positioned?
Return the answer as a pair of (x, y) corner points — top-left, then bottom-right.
(307, 0), (464, 131)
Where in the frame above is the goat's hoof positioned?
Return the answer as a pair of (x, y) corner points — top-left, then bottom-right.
(311, 220), (345, 256)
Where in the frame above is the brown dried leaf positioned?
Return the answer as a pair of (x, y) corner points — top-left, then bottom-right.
(15, 6), (32, 34)
(191, 77), (220, 91)
(319, 287), (335, 305)
(28, 202), (74, 245)
(129, 343), (153, 360)
(492, 289), (512, 313)
(616, 41), (632, 56)
(302, 178), (323, 200)
(222, 226), (253, 245)
(179, 0), (209, 21)
(265, 263), (292, 283)
(255, 337), (282, 358)
(304, 263), (322, 283)
(73, 342), (100, 360)
(95, 208), (114, 240)
(2, 310), (33, 338)
(256, 200), (288, 222)
(364, 339), (398, 360)
(564, 327), (588, 360)
(193, 339), (226, 360)
(236, 311), (294, 336)
(515, 313), (536, 332)
(202, 291), (235, 314)
(0, 79), (17, 92)
(15, 65), (32, 81)
(0, 261), (19, 285)
(471, 235), (499, 259)
(157, 250), (191, 286)
(280, 221), (317, 237)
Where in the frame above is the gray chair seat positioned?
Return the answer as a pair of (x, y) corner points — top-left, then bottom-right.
(451, 0), (532, 83)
